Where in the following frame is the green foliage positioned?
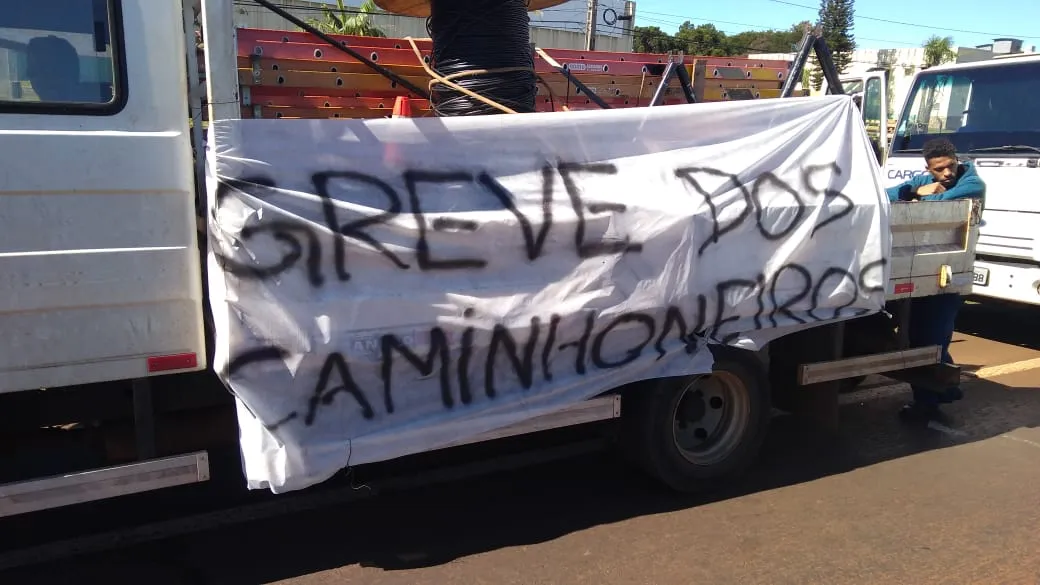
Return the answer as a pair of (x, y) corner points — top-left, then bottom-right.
(632, 20), (812, 57)
(307, 0), (386, 38)
(676, 22), (728, 56)
(810, 0), (855, 91)
(633, 26), (682, 54)
(922, 35), (956, 67)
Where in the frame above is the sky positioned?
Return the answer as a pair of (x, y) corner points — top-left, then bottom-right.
(316, 0), (1040, 50)
(631, 0), (1040, 50)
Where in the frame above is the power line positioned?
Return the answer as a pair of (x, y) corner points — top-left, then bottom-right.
(231, 0), (920, 68)
(236, 0), (1037, 42)
(640, 10), (796, 32)
(765, 0), (1040, 40)
(232, 0), (631, 34)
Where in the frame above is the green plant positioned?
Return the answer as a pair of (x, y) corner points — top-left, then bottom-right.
(307, 0), (386, 38)
(810, 0), (855, 91)
(922, 35), (956, 68)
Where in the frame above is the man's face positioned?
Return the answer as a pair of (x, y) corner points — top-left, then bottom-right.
(926, 155), (959, 187)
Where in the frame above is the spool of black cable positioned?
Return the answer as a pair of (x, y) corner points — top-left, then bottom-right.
(427, 0), (537, 116)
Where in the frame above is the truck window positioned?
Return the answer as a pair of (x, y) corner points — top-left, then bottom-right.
(841, 79), (863, 94)
(0, 0), (123, 113)
(862, 77), (883, 128)
(892, 60), (1040, 153)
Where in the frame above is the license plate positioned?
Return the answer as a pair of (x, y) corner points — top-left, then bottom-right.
(973, 267), (990, 286)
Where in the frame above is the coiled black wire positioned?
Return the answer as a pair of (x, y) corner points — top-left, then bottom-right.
(427, 0), (537, 116)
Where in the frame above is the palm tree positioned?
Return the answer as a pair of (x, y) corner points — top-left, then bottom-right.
(308, 0), (387, 38)
(922, 35), (956, 68)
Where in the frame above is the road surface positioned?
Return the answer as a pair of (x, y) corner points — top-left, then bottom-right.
(4, 299), (1040, 585)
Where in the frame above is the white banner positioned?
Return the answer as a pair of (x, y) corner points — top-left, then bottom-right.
(206, 95), (891, 493)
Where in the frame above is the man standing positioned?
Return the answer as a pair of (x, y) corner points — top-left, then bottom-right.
(885, 138), (986, 421)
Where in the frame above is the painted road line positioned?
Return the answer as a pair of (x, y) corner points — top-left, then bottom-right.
(1002, 433), (1040, 450)
(969, 357), (1040, 380)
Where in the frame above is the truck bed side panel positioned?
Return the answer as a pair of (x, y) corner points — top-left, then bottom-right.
(886, 198), (980, 299)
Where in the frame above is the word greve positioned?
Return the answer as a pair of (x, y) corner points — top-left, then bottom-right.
(213, 160), (859, 287)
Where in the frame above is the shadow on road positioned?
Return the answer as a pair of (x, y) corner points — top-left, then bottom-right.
(7, 373), (1034, 584)
(956, 298), (1040, 350)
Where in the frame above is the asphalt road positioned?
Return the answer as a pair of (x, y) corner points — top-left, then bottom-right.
(4, 299), (1040, 585)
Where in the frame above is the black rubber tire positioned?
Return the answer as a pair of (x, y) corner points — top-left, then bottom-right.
(621, 345), (771, 493)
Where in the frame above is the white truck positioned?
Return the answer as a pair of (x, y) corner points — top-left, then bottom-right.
(882, 53), (1040, 306)
(831, 69), (895, 163)
(0, 0), (979, 537)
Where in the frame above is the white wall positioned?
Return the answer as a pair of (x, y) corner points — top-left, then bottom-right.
(532, 27), (632, 52)
(231, 0), (632, 52)
(528, 0), (629, 39)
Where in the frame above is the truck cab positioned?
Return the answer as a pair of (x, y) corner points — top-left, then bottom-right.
(830, 70), (891, 163)
(0, 1), (205, 394)
(882, 54), (1040, 306)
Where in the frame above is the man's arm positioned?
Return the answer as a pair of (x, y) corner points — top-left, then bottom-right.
(886, 180), (916, 202)
(886, 176), (930, 202)
(920, 172), (986, 201)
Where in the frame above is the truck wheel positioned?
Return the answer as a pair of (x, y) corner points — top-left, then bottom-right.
(622, 345), (770, 493)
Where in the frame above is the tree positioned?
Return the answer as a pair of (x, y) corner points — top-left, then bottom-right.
(923, 35), (956, 68)
(729, 21), (813, 54)
(631, 18), (834, 62)
(633, 26), (682, 54)
(676, 22), (728, 56)
(633, 22), (812, 57)
(307, 0), (386, 38)
(810, 0), (855, 91)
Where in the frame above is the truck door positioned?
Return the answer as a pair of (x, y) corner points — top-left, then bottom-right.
(0, 1), (206, 393)
(860, 71), (889, 163)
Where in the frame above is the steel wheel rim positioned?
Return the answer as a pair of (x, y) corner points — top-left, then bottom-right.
(670, 371), (751, 466)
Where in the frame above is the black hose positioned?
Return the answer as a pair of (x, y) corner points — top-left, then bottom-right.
(427, 0), (537, 116)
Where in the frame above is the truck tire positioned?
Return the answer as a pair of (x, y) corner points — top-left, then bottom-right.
(621, 345), (770, 493)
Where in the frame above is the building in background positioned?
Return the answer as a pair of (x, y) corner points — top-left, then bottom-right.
(976, 38), (1036, 55)
(231, 0), (636, 52)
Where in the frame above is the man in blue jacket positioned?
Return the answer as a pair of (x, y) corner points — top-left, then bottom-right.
(885, 138), (986, 422)
(886, 138), (985, 203)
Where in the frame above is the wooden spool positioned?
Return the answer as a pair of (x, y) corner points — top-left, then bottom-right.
(373, 0), (569, 18)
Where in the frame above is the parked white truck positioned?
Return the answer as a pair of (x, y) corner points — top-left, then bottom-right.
(836, 69), (894, 162)
(0, 0), (979, 541)
(882, 54), (1040, 306)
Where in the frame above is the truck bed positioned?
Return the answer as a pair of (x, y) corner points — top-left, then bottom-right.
(886, 198), (981, 300)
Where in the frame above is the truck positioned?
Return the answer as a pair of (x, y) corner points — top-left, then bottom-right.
(0, 0), (980, 555)
(881, 53), (1040, 307)
(837, 69), (895, 163)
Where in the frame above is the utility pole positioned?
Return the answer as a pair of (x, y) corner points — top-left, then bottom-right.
(584, 0), (598, 51)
